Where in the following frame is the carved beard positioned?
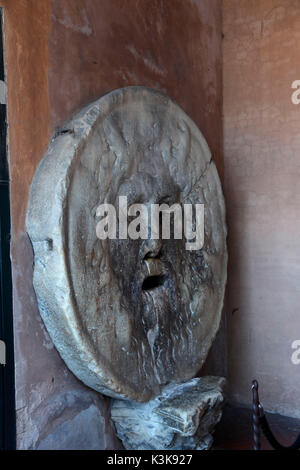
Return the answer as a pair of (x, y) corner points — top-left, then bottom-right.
(107, 239), (205, 386)
(134, 270), (194, 386)
(140, 282), (177, 384)
(137, 252), (212, 385)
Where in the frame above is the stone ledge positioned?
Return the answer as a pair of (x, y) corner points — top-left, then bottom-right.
(111, 376), (226, 450)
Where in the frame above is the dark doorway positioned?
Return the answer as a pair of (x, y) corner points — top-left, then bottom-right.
(0, 8), (16, 450)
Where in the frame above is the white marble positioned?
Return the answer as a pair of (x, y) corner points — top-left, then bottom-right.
(111, 376), (226, 450)
(26, 87), (227, 401)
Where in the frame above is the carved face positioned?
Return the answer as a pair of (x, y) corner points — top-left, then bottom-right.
(109, 167), (183, 382)
(27, 87), (227, 401)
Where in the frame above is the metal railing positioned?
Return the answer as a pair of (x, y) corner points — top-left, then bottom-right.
(252, 380), (300, 451)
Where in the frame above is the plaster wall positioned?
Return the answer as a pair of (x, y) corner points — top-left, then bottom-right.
(223, 0), (300, 418)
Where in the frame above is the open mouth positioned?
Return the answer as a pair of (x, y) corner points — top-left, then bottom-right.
(142, 274), (166, 291)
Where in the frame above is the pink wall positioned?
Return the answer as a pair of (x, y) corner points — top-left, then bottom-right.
(223, 0), (300, 418)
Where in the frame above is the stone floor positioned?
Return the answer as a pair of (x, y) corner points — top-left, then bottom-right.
(213, 404), (300, 450)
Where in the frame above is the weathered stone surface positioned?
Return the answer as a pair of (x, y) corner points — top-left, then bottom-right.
(111, 376), (226, 450)
(16, 388), (122, 450)
(37, 405), (107, 450)
(26, 86), (227, 402)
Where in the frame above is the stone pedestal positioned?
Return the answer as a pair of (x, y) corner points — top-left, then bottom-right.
(111, 376), (226, 450)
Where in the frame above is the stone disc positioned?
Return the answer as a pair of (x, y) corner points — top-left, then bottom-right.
(27, 87), (227, 401)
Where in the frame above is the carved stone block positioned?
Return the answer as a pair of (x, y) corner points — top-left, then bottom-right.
(26, 87), (227, 401)
(111, 376), (226, 450)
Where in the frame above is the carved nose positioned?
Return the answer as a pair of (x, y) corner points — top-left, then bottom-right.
(144, 258), (162, 277)
(140, 238), (162, 260)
